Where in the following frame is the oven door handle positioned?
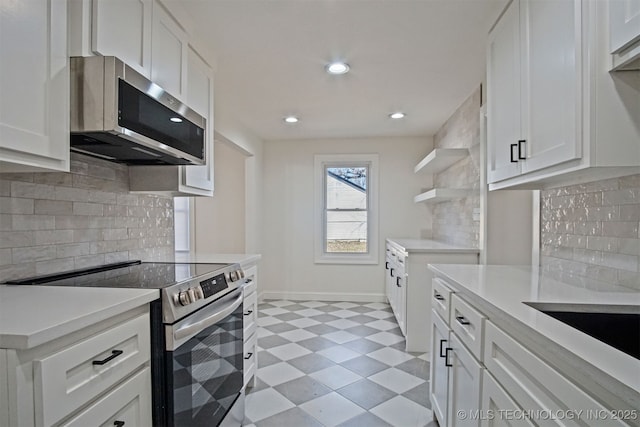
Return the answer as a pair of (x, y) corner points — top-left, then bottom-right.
(167, 290), (243, 350)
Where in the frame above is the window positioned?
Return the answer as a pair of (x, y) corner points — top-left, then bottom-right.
(315, 154), (379, 264)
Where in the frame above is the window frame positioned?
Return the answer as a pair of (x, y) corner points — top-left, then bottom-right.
(314, 154), (379, 264)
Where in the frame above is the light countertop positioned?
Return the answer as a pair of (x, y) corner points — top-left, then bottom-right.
(387, 238), (479, 254)
(428, 264), (640, 404)
(0, 286), (159, 350)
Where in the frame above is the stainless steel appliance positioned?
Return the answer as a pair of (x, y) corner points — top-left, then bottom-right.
(5, 260), (246, 426)
(70, 56), (206, 166)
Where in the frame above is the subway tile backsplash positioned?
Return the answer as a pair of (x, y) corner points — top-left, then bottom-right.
(0, 153), (174, 282)
(541, 174), (640, 290)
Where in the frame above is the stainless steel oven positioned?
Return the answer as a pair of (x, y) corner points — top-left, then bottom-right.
(162, 288), (245, 426)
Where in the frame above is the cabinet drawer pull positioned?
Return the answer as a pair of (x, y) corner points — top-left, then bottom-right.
(92, 349), (123, 366)
(518, 139), (526, 160)
(113, 421), (125, 427)
(439, 339), (448, 357)
(456, 315), (470, 326)
(396, 277), (401, 287)
(434, 293), (444, 301)
(244, 352), (253, 360)
(510, 143), (518, 162)
(246, 278), (253, 283)
(445, 347), (453, 367)
(244, 309), (253, 316)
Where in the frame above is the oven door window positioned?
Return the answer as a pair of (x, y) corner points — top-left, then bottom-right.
(168, 301), (243, 426)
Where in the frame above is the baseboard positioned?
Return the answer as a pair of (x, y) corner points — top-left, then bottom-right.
(258, 290), (386, 303)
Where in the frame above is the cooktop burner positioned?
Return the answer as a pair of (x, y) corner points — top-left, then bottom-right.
(4, 260), (230, 290)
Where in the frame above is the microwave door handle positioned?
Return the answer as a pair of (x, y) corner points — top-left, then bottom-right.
(167, 291), (243, 351)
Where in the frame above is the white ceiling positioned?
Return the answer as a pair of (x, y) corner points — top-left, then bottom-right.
(170, 0), (507, 141)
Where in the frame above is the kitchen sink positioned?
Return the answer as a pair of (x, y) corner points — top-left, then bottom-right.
(525, 303), (640, 360)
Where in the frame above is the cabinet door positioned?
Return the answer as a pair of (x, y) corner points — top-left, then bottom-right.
(610, 0), (640, 53)
(487, 0), (522, 183)
(481, 371), (534, 427)
(151, 2), (188, 101)
(396, 270), (407, 336)
(0, 0), (69, 172)
(92, 0), (152, 78)
(520, 0), (581, 174)
(180, 46), (214, 194)
(430, 310), (450, 427)
(448, 333), (483, 427)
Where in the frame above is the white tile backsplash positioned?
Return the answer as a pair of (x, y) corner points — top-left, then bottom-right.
(0, 153), (174, 282)
(541, 174), (640, 290)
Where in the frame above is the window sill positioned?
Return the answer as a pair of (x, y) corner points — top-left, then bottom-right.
(315, 254), (378, 265)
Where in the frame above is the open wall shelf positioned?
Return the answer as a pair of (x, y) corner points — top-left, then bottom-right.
(414, 188), (471, 204)
(414, 148), (468, 174)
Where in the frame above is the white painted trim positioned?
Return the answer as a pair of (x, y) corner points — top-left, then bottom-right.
(531, 190), (540, 267)
(261, 291), (386, 303)
(314, 154), (380, 265)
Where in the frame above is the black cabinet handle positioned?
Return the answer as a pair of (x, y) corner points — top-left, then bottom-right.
(518, 139), (526, 160)
(92, 350), (123, 366)
(246, 278), (253, 283)
(439, 339), (447, 357)
(385, 261), (389, 270)
(244, 352), (253, 360)
(114, 421), (125, 427)
(396, 277), (401, 287)
(390, 268), (395, 278)
(244, 309), (253, 316)
(434, 293), (444, 301)
(510, 143), (518, 163)
(445, 347), (453, 367)
(456, 315), (470, 325)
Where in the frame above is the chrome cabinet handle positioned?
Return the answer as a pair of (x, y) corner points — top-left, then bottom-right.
(92, 350), (123, 366)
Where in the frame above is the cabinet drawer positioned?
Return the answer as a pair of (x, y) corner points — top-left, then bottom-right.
(61, 367), (152, 427)
(243, 331), (257, 387)
(450, 294), (485, 361)
(484, 321), (628, 427)
(482, 370), (534, 427)
(433, 278), (455, 326)
(243, 290), (258, 338)
(244, 265), (258, 282)
(34, 313), (150, 426)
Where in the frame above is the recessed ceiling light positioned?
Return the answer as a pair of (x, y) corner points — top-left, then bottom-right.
(326, 61), (350, 75)
(170, 117), (183, 123)
(389, 112), (406, 119)
(284, 116), (299, 123)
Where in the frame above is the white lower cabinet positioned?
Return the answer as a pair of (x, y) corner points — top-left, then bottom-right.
(60, 367), (152, 427)
(242, 262), (259, 389)
(431, 275), (635, 427)
(481, 371), (534, 427)
(1, 308), (152, 427)
(448, 333), (483, 427)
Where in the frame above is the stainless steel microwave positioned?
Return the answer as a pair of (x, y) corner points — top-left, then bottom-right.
(70, 56), (206, 165)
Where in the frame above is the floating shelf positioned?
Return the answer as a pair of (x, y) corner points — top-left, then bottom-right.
(414, 188), (470, 204)
(414, 148), (468, 174)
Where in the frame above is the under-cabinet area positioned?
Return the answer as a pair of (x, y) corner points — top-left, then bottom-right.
(429, 264), (640, 427)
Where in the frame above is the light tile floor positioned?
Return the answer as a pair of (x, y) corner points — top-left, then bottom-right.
(244, 300), (437, 427)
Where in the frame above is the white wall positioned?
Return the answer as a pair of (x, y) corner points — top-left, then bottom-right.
(193, 141), (246, 253)
(261, 136), (433, 301)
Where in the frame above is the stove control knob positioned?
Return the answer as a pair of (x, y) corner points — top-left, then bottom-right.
(224, 272), (231, 282)
(178, 290), (191, 306)
(238, 269), (245, 279)
(229, 271), (238, 282)
(187, 287), (197, 302)
(193, 285), (204, 301)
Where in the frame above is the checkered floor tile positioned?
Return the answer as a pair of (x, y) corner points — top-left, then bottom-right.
(244, 300), (437, 427)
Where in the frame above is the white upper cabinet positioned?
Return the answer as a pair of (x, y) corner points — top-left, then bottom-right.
(0, 0), (70, 172)
(487, 0), (640, 190)
(487, 0), (581, 185)
(609, 0), (640, 69)
(91, 0), (153, 77)
(183, 46), (214, 194)
(151, 2), (188, 102)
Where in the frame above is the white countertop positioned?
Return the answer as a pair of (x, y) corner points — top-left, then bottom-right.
(428, 264), (640, 400)
(148, 252), (261, 267)
(387, 238), (479, 254)
(0, 286), (159, 350)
